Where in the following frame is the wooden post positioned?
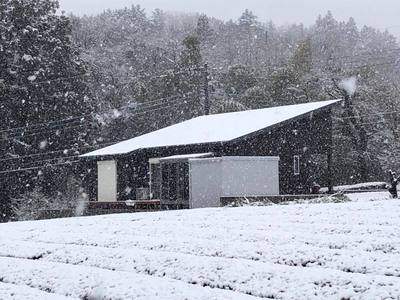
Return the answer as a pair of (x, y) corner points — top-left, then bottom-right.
(203, 63), (210, 115)
(327, 110), (334, 194)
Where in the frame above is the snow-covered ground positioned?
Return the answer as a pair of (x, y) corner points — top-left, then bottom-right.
(0, 191), (399, 299)
(319, 181), (387, 193)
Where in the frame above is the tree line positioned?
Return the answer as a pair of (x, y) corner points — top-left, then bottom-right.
(1, 0), (399, 220)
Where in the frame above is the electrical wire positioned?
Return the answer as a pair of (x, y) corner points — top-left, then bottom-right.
(2, 49), (399, 135)
(0, 99), (195, 157)
(0, 142), (115, 163)
(0, 94), (179, 133)
(0, 160), (81, 175)
(333, 109), (400, 121)
(0, 95), (196, 143)
(0, 98), (199, 169)
(0, 93), (195, 135)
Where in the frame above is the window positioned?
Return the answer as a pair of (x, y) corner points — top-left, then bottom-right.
(293, 155), (300, 175)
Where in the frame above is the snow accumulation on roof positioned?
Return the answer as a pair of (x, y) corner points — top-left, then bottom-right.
(81, 99), (341, 157)
(159, 152), (214, 162)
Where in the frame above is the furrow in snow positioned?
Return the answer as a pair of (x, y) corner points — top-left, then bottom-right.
(2, 202), (400, 256)
(0, 282), (76, 300)
(4, 219), (400, 259)
(2, 237), (400, 279)
(0, 256), (260, 300)
(0, 243), (400, 299)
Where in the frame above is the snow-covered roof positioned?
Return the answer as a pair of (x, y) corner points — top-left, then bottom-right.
(159, 153), (214, 162)
(82, 99), (341, 157)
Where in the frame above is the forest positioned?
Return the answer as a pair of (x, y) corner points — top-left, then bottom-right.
(1, 0), (400, 219)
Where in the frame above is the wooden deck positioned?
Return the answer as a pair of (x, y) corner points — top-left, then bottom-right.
(89, 200), (161, 210)
(37, 200), (162, 220)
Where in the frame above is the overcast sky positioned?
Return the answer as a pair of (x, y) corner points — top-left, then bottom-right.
(58, 0), (400, 38)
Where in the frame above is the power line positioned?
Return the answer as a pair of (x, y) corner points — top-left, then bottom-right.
(0, 96), (197, 149)
(0, 96), (160, 134)
(0, 116), (86, 135)
(0, 123), (95, 143)
(333, 109), (400, 121)
(250, 48), (400, 71)
(27, 72), (90, 86)
(5, 46), (400, 90)
(0, 160), (81, 175)
(3, 155), (80, 169)
(2, 121), (396, 175)
(10, 52), (396, 122)
(2, 48), (397, 152)
(0, 99), (188, 142)
(309, 47), (400, 65)
(250, 58), (400, 86)
(0, 142), (116, 163)
(334, 48), (400, 62)
(0, 95), (193, 141)
(0, 97), (198, 167)
(313, 56), (399, 71)
(333, 118), (399, 129)
(5, 72), (202, 132)
(0, 93), (192, 135)
(2, 49), (399, 135)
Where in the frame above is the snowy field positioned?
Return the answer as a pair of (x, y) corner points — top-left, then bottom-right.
(0, 191), (399, 299)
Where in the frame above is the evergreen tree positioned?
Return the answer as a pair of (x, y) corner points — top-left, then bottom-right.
(180, 35), (202, 68)
(238, 9), (258, 28)
(0, 0), (93, 129)
(292, 38), (313, 78)
(0, 0), (96, 213)
(196, 14), (214, 43)
(238, 9), (258, 65)
(64, 7), (400, 185)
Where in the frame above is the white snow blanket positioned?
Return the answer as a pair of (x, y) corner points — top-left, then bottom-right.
(320, 182), (387, 193)
(0, 191), (399, 299)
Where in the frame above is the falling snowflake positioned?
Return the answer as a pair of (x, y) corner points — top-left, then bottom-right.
(22, 54), (33, 61)
(27, 75), (37, 81)
(113, 109), (122, 118)
(39, 140), (48, 149)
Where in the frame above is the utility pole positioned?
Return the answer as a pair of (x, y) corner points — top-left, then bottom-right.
(327, 111), (333, 194)
(203, 63), (210, 115)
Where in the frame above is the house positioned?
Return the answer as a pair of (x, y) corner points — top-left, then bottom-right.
(81, 99), (342, 208)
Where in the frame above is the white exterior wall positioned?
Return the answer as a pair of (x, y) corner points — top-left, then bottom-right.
(189, 157), (279, 209)
(189, 159), (222, 209)
(221, 157), (279, 197)
(97, 160), (117, 202)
